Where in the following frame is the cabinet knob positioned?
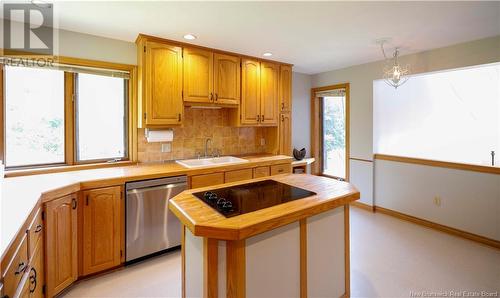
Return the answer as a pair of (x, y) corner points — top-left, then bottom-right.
(281, 114), (284, 122)
(261, 115), (264, 122)
(215, 93), (218, 101)
(72, 198), (77, 209)
(34, 224), (42, 233)
(29, 267), (37, 293)
(178, 113), (182, 122)
(209, 93), (213, 101)
(15, 262), (26, 275)
(256, 115), (260, 122)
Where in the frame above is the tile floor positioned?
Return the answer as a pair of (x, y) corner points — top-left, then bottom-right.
(63, 207), (500, 298)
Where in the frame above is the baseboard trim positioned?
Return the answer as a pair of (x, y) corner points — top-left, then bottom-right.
(372, 205), (500, 250)
(350, 201), (375, 212)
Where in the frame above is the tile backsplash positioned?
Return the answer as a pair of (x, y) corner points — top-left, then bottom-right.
(137, 108), (269, 162)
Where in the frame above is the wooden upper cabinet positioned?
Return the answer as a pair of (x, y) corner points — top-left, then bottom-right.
(279, 65), (292, 112)
(241, 59), (261, 125)
(144, 41), (183, 126)
(214, 53), (240, 105)
(260, 62), (279, 126)
(45, 193), (78, 298)
(279, 112), (292, 155)
(82, 186), (122, 276)
(183, 48), (214, 103)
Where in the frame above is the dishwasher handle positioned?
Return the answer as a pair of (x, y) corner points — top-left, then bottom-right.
(126, 182), (188, 195)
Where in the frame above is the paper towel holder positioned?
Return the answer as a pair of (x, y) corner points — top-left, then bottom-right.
(145, 128), (174, 143)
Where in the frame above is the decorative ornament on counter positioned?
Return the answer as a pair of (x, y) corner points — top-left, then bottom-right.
(293, 148), (306, 160)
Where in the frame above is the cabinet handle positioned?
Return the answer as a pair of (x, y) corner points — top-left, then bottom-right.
(29, 267), (37, 293)
(278, 169), (284, 173)
(86, 195), (89, 206)
(72, 198), (77, 209)
(215, 93), (218, 101)
(261, 115), (264, 122)
(15, 262), (26, 275)
(209, 93), (213, 101)
(256, 115), (260, 122)
(178, 113), (182, 122)
(34, 224), (42, 233)
(282, 102), (284, 110)
(281, 114), (284, 122)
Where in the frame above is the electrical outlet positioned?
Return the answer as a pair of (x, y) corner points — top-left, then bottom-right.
(434, 196), (441, 207)
(260, 138), (266, 146)
(161, 143), (172, 153)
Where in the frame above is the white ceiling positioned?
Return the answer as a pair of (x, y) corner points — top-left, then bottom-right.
(30, 2), (500, 73)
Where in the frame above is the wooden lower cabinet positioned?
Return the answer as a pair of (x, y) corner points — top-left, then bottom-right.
(82, 186), (122, 276)
(45, 193), (78, 298)
(253, 166), (270, 178)
(28, 238), (44, 298)
(190, 172), (224, 188)
(225, 168), (253, 183)
(271, 164), (292, 175)
(2, 235), (28, 298)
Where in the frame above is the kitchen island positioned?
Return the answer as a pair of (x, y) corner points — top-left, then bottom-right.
(169, 174), (360, 298)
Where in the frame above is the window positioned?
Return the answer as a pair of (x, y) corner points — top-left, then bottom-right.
(75, 73), (128, 162)
(4, 66), (65, 167)
(374, 62), (500, 167)
(1, 60), (132, 170)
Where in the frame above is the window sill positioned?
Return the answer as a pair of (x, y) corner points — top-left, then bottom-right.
(4, 161), (137, 178)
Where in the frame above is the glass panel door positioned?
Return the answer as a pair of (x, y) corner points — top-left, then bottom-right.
(321, 91), (347, 179)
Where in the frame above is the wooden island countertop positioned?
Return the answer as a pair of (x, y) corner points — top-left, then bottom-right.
(169, 174), (360, 240)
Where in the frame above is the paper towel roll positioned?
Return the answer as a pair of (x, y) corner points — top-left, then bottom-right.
(146, 129), (173, 143)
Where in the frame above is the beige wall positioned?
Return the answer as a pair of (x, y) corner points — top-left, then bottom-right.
(312, 36), (500, 239)
(291, 72), (312, 156)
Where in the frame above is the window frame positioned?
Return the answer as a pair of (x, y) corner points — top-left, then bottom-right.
(0, 55), (137, 173)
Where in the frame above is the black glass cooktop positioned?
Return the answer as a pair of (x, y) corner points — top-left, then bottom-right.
(193, 180), (317, 218)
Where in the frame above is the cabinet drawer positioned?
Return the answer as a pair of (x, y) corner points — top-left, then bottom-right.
(270, 164), (291, 175)
(3, 234), (28, 298)
(225, 169), (253, 183)
(27, 208), (43, 260)
(191, 173), (224, 189)
(253, 166), (270, 178)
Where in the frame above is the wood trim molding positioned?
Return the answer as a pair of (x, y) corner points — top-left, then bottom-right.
(344, 204), (350, 298)
(374, 154), (500, 175)
(310, 83), (350, 180)
(349, 157), (373, 163)
(226, 240), (246, 298)
(367, 205), (500, 250)
(5, 161), (137, 177)
(350, 201), (375, 212)
(299, 219), (307, 298)
(204, 238), (218, 298)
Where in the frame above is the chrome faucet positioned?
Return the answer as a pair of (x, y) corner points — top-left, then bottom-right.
(204, 138), (212, 157)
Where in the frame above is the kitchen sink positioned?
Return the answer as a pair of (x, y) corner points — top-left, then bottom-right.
(176, 156), (249, 168)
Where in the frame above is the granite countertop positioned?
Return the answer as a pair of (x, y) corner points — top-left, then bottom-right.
(0, 155), (292, 258)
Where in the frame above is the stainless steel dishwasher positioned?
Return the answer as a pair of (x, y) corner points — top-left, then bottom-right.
(125, 176), (187, 263)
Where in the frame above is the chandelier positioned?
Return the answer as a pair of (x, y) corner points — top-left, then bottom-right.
(379, 41), (410, 89)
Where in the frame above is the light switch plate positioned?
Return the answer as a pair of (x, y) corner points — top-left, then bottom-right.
(161, 143), (172, 153)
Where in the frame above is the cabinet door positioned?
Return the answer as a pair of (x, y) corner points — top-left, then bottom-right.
(279, 112), (292, 155)
(279, 65), (292, 112)
(241, 59), (261, 125)
(45, 194), (78, 297)
(260, 62), (279, 126)
(145, 41), (183, 126)
(29, 239), (44, 298)
(82, 186), (122, 276)
(214, 53), (240, 105)
(183, 47), (214, 103)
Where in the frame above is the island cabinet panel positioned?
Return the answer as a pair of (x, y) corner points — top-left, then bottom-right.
(190, 172), (224, 189)
(82, 186), (122, 276)
(245, 222), (300, 298)
(270, 163), (292, 175)
(214, 53), (240, 105)
(183, 48), (214, 104)
(279, 112), (292, 156)
(144, 41), (183, 126)
(260, 61), (280, 126)
(2, 234), (28, 298)
(307, 207), (346, 298)
(279, 65), (292, 112)
(45, 193), (78, 298)
(27, 208), (43, 260)
(253, 166), (270, 178)
(224, 168), (253, 183)
(240, 59), (261, 125)
(184, 230), (204, 298)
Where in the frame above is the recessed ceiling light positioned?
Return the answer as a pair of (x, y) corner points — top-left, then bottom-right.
(183, 34), (197, 40)
(263, 52), (273, 57)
